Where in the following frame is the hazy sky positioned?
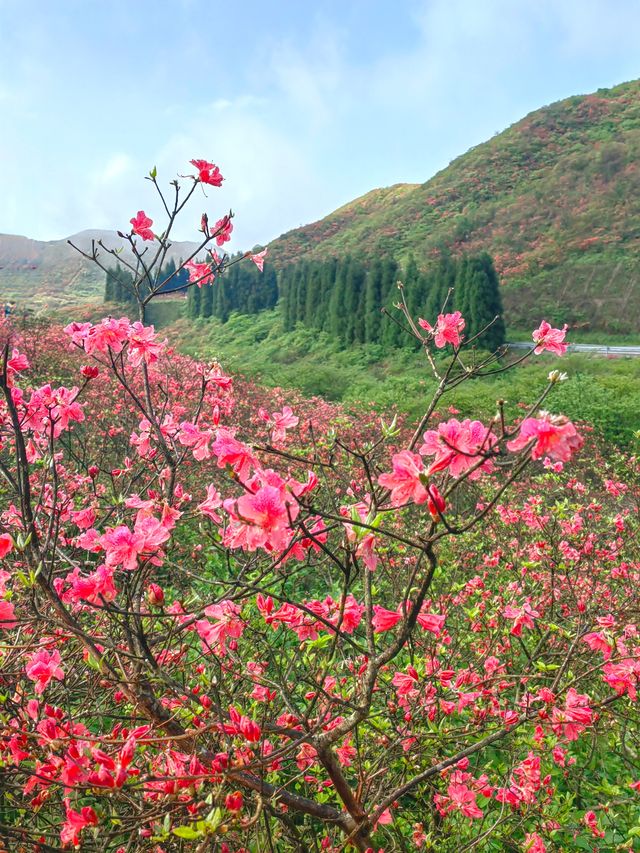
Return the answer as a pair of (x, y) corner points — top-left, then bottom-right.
(1, 0), (639, 250)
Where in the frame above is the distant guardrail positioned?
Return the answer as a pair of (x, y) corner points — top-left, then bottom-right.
(508, 342), (640, 357)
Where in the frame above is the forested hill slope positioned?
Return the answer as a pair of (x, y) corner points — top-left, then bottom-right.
(267, 79), (640, 333)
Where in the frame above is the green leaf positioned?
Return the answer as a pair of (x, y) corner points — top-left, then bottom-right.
(172, 825), (203, 839)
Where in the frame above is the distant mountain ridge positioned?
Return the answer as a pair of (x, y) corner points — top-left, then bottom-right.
(4, 79), (640, 331)
(267, 79), (640, 333)
(0, 230), (200, 310)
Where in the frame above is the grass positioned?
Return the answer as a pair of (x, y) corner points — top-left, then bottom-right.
(171, 310), (640, 446)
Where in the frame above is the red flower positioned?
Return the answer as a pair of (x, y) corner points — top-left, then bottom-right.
(190, 159), (224, 186)
(130, 210), (154, 241)
(224, 790), (243, 812)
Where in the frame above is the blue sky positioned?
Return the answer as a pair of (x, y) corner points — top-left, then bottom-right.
(1, 0), (639, 249)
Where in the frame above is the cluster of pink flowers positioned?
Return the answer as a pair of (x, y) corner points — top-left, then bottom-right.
(64, 317), (167, 366)
(419, 311), (465, 348)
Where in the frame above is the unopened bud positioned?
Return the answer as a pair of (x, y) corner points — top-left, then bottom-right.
(548, 370), (568, 383)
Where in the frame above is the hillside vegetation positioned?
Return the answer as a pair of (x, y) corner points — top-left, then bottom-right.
(0, 231), (199, 310)
(172, 309), (640, 447)
(269, 80), (640, 333)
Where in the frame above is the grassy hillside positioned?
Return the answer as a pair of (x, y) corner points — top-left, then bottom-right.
(0, 231), (199, 311)
(171, 310), (640, 446)
(268, 80), (640, 333)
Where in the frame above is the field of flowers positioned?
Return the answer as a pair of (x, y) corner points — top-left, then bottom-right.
(0, 162), (639, 852)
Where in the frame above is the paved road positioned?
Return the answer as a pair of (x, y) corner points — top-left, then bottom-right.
(509, 342), (640, 357)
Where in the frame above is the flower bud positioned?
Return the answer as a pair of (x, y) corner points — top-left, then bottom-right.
(224, 791), (243, 812)
(147, 584), (165, 606)
(548, 370), (568, 383)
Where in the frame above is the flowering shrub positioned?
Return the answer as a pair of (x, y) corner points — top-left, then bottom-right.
(0, 163), (638, 852)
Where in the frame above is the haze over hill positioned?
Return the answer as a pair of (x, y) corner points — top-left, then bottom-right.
(268, 79), (640, 333)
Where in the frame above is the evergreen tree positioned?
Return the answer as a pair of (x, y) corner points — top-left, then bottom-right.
(466, 254), (505, 350)
(364, 259), (383, 343)
(187, 283), (201, 319)
(201, 282), (214, 318)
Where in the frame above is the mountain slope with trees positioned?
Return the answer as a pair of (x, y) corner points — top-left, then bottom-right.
(268, 79), (640, 333)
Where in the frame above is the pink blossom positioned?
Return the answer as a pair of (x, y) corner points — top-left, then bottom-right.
(190, 159), (224, 186)
(582, 631), (613, 660)
(378, 450), (429, 506)
(0, 533), (14, 559)
(185, 260), (215, 287)
(434, 782), (483, 819)
(0, 600), (17, 629)
(420, 418), (497, 479)
(81, 317), (131, 355)
(26, 648), (65, 695)
(196, 600), (245, 653)
(130, 210), (154, 241)
(583, 810), (605, 838)
(214, 215), (233, 246)
(602, 658), (640, 700)
(60, 799), (98, 847)
(178, 421), (213, 461)
(198, 484), (223, 523)
(551, 688), (593, 741)
(416, 609), (446, 636)
(419, 311), (466, 348)
(212, 429), (256, 482)
(236, 486), (294, 534)
(65, 563), (118, 606)
(127, 322), (165, 366)
(372, 606), (402, 633)
(251, 248), (268, 271)
(264, 406), (299, 444)
(532, 321), (568, 356)
(524, 832), (547, 852)
(507, 413), (583, 462)
(502, 602), (539, 636)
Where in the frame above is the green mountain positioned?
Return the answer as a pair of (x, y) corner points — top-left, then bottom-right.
(0, 231), (199, 312)
(268, 79), (640, 334)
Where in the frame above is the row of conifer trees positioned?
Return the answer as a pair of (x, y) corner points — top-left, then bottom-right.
(277, 253), (505, 350)
(107, 252), (505, 351)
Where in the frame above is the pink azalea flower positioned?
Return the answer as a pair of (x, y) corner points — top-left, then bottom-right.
(250, 248), (268, 271)
(26, 648), (65, 695)
(372, 605), (402, 633)
(127, 322), (165, 367)
(236, 485), (294, 534)
(524, 832), (547, 852)
(551, 688), (593, 741)
(420, 418), (497, 479)
(185, 260), (215, 287)
(130, 210), (154, 241)
(212, 429), (256, 482)
(66, 563), (118, 606)
(507, 413), (583, 462)
(190, 158), (224, 186)
(502, 602), (539, 636)
(378, 450), (429, 506)
(435, 782), (483, 819)
(214, 215), (233, 246)
(602, 658), (640, 700)
(198, 484), (223, 523)
(419, 311), (466, 348)
(532, 321), (568, 355)
(0, 533), (14, 559)
(83, 317), (131, 355)
(0, 600), (17, 629)
(416, 609), (446, 636)
(60, 799), (98, 847)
